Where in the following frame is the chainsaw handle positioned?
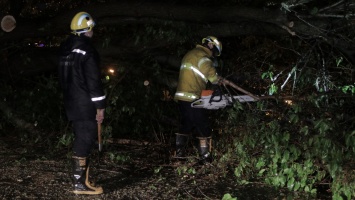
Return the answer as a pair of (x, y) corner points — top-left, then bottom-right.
(209, 93), (222, 103)
(209, 86), (223, 103)
(191, 99), (205, 108)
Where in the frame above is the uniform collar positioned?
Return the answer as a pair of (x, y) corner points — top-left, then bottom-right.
(196, 45), (212, 57)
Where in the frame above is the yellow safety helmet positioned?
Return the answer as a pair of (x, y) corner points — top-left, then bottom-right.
(202, 36), (222, 56)
(70, 12), (95, 35)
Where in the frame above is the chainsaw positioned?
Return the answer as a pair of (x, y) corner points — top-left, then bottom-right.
(191, 90), (256, 109)
(191, 79), (259, 110)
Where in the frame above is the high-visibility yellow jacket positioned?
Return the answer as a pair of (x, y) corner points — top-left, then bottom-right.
(174, 45), (219, 102)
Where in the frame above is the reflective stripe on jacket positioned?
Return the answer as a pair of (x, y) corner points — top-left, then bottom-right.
(174, 45), (218, 102)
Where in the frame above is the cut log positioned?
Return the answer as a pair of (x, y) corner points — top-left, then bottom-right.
(1, 15), (16, 32)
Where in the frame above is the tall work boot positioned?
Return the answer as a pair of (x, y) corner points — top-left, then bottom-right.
(174, 133), (189, 158)
(197, 137), (212, 164)
(72, 156), (103, 195)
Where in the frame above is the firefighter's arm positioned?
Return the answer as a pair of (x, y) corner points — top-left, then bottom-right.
(198, 56), (225, 84)
(200, 61), (219, 84)
(209, 74), (227, 85)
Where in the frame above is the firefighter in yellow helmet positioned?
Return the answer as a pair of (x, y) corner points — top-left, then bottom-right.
(174, 36), (223, 164)
(59, 12), (105, 195)
(70, 11), (95, 35)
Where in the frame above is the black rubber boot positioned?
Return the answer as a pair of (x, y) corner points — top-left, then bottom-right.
(175, 133), (189, 158)
(197, 137), (212, 165)
(72, 156), (103, 195)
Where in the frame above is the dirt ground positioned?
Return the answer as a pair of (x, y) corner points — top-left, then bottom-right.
(0, 136), (332, 200)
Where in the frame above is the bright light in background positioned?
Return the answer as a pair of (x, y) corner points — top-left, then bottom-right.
(144, 80), (149, 86)
(108, 68), (115, 74)
(284, 100), (293, 105)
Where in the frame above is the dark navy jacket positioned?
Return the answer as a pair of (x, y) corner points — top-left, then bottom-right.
(58, 34), (106, 121)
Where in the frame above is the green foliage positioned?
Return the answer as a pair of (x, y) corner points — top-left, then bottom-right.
(340, 84), (355, 94)
(216, 65), (355, 199)
(57, 132), (74, 147)
(261, 66), (279, 95)
(222, 193), (237, 200)
(107, 151), (130, 163)
(176, 165), (197, 176)
(216, 36), (355, 197)
(331, 172), (355, 200)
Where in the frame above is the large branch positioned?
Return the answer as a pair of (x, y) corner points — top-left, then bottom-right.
(0, 1), (340, 43)
(0, 101), (40, 135)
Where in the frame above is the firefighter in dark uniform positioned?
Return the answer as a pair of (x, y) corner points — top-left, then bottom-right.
(58, 12), (105, 195)
(174, 36), (223, 164)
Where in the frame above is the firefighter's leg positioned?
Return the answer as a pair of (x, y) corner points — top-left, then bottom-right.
(175, 133), (189, 158)
(72, 120), (102, 194)
(72, 156), (103, 194)
(193, 108), (213, 164)
(176, 101), (194, 158)
(196, 136), (212, 164)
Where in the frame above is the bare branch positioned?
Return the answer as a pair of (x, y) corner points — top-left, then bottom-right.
(318, 0), (345, 13)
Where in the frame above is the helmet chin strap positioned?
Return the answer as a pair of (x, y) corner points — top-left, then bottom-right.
(202, 43), (219, 57)
(212, 46), (219, 57)
(72, 29), (93, 37)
